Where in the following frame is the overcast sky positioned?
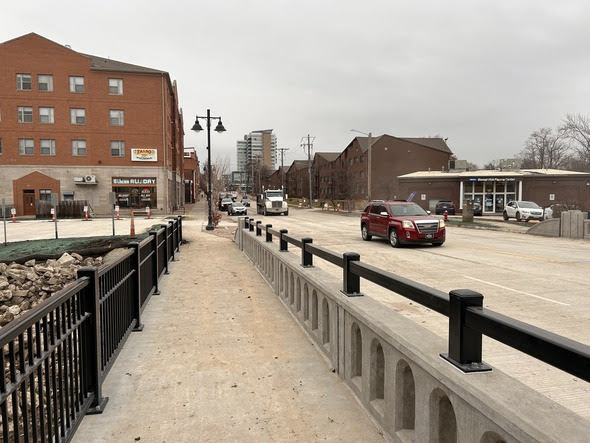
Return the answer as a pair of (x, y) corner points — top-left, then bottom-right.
(3, 1), (590, 170)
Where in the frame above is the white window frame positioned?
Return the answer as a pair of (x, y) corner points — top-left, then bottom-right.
(72, 140), (87, 156)
(16, 74), (32, 91)
(110, 140), (125, 157)
(39, 107), (55, 124)
(109, 78), (123, 95)
(19, 138), (34, 155)
(109, 110), (124, 126)
(40, 139), (56, 156)
(37, 74), (53, 92)
(69, 76), (85, 93)
(70, 108), (86, 125)
(18, 106), (33, 123)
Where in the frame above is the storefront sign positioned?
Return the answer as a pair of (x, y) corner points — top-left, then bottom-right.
(131, 149), (158, 162)
(112, 178), (157, 185)
(468, 177), (515, 182)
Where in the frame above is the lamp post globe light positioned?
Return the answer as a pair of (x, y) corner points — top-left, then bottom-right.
(191, 109), (226, 231)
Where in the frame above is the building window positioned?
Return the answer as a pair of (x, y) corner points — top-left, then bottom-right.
(0, 138), (2, 155)
(110, 141), (125, 157)
(69, 76), (84, 93)
(110, 110), (124, 126)
(16, 74), (32, 91)
(70, 108), (86, 125)
(72, 140), (86, 156)
(40, 189), (52, 202)
(18, 138), (34, 155)
(40, 139), (56, 156)
(17, 106), (33, 123)
(39, 107), (55, 124)
(63, 191), (74, 201)
(38, 75), (53, 92)
(109, 78), (123, 95)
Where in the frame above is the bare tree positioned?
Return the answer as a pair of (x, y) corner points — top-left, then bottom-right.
(559, 113), (590, 171)
(519, 128), (570, 169)
(331, 162), (360, 211)
(483, 159), (501, 170)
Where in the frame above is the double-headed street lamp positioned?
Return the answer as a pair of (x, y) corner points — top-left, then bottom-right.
(192, 109), (226, 230)
(351, 129), (373, 201)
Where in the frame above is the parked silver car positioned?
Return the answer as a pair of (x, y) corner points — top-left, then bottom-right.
(502, 201), (543, 222)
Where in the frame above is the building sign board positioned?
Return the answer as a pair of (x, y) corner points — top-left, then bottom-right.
(112, 178), (157, 185)
(131, 148), (158, 162)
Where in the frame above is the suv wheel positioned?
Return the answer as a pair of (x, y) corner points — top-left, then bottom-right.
(361, 225), (372, 241)
(503, 211), (509, 221)
(516, 211), (521, 222)
(389, 229), (400, 248)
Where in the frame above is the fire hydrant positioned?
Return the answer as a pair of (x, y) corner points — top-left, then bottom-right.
(444, 210), (448, 221)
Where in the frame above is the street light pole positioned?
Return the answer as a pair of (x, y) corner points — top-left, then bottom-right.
(192, 109), (226, 231)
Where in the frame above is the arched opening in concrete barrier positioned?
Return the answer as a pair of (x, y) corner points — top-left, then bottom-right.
(278, 263), (284, 296)
(351, 322), (363, 389)
(288, 271), (294, 301)
(303, 283), (309, 321)
(322, 298), (330, 345)
(480, 431), (507, 443)
(311, 290), (318, 331)
(429, 388), (457, 443)
(395, 360), (415, 437)
(295, 276), (301, 312)
(369, 338), (385, 415)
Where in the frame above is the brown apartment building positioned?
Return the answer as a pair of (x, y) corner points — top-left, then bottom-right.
(0, 33), (184, 216)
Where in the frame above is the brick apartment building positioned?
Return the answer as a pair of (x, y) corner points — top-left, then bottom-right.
(183, 147), (200, 203)
(0, 33), (184, 216)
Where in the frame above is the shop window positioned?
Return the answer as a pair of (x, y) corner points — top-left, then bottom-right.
(71, 108), (86, 125)
(63, 191), (74, 201)
(72, 140), (86, 156)
(40, 139), (56, 156)
(39, 189), (52, 202)
(39, 107), (54, 124)
(110, 141), (125, 157)
(109, 78), (123, 95)
(69, 76), (84, 93)
(17, 106), (33, 123)
(16, 74), (32, 90)
(38, 75), (53, 92)
(18, 138), (34, 155)
(110, 110), (124, 126)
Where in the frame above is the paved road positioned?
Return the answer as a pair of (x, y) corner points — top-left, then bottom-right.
(245, 208), (590, 420)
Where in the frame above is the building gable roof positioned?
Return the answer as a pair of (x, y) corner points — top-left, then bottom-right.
(351, 135), (452, 155)
(82, 53), (165, 74)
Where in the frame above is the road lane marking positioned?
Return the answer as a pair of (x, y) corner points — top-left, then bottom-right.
(462, 276), (570, 306)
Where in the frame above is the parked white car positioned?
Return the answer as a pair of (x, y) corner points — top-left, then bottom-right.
(503, 201), (544, 222)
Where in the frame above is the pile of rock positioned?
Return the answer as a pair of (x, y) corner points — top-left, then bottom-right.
(0, 252), (104, 327)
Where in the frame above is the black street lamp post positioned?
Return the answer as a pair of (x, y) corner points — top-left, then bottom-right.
(192, 109), (226, 230)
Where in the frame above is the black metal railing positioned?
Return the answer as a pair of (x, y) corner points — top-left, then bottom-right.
(0, 216), (182, 441)
(243, 218), (590, 381)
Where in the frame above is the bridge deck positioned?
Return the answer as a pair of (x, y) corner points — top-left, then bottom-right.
(72, 202), (384, 442)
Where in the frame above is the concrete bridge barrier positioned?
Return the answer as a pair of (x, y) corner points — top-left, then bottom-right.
(236, 218), (589, 442)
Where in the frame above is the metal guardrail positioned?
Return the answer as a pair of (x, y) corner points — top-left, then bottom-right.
(244, 217), (590, 381)
(0, 217), (183, 442)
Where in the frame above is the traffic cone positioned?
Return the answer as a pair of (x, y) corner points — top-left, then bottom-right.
(11, 211), (16, 223)
(130, 209), (136, 238)
(146, 206), (151, 219)
(116, 206), (120, 220)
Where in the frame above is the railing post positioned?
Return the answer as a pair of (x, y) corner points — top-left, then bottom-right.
(265, 224), (272, 242)
(301, 237), (313, 267)
(256, 221), (262, 236)
(249, 218), (254, 232)
(178, 215), (183, 245)
(168, 220), (176, 261)
(149, 230), (160, 294)
(341, 252), (363, 296)
(279, 229), (288, 251)
(161, 224), (170, 274)
(77, 266), (109, 414)
(128, 242), (145, 331)
(441, 289), (491, 373)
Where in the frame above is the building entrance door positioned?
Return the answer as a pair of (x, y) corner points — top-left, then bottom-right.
(23, 190), (35, 216)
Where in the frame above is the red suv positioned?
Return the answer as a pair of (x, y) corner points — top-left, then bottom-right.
(360, 201), (445, 247)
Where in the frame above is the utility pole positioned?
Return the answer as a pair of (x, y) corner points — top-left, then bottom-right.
(278, 147), (289, 191)
(301, 135), (314, 208)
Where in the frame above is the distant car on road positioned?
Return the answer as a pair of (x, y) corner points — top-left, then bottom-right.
(219, 197), (233, 212)
(503, 200), (543, 222)
(241, 195), (250, 207)
(360, 201), (445, 247)
(228, 201), (247, 216)
(435, 200), (455, 215)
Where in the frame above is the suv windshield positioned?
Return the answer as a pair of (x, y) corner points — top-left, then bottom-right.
(266, 191), (283, 198)
(390, 204), (428, 216)
(518, 201), (540, 209)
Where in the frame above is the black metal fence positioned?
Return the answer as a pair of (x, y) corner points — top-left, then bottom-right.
(244, 217), (590, 382)
(0, 217), (182, 442)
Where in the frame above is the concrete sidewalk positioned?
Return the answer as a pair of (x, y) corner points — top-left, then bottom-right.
(73, 201), (384, 442)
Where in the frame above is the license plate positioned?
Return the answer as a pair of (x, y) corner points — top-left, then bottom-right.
(426, 233), (433, 239)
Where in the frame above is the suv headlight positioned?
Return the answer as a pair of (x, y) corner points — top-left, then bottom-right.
(402, 220), (414, 229)
(439, 220), (445, 228)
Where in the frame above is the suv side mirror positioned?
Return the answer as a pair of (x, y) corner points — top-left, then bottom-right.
(426, 210), (431, 215)
(380, 211), (388, 216)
